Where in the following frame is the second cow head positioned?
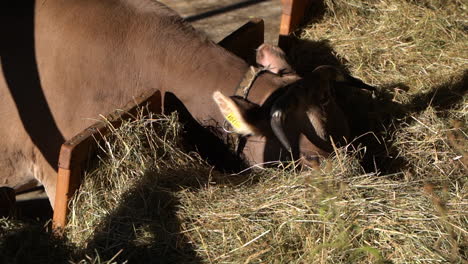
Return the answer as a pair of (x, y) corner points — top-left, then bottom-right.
(214, 44), (369, 166)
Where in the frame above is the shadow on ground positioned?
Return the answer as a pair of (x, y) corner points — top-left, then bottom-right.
(1, 165), (259, 263)
(73, 165), (259, 263)
(79, 168), (207, 263)
(0, 219), (71, 263)
(286, 37), (467, 175)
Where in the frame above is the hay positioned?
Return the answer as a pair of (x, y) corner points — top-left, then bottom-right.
(178, 108), (467, 263)
(65, 102), (466, 262)
(300, 0), (467, 93)
(174, 0), (467, 262)
(1, 0), (466, 263)
(65, 109), (214, 262)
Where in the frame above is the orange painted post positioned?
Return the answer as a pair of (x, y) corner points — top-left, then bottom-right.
(52, 168), (72, 230)
(52, 90), (162, 231)
(278, 0), (313, 52)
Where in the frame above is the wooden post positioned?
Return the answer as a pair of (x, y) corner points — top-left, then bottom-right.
(52, 90), (162, 231)
(278, 0), (313, 52)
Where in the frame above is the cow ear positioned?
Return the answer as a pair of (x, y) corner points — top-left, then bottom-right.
(213, 91), (261, 135)
(311, 66), (342, 104)
(256, 44), (294, 75)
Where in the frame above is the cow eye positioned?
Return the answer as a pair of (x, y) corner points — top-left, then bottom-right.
(304, 155), (319, 162)
(302, 155), (320, 169)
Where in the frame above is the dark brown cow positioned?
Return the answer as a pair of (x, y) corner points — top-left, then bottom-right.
(214, 44), (374, 165)
(0, 0), (360, 208)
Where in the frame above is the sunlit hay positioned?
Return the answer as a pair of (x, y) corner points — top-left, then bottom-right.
(300, 0), (467, 93)
(177, 154), (372, 263)
(392, 100), (467, 182)
(178, 144), (466, 263)
(65, 108), (210, 250)
(56, 1), (467, 262)
(175, 0), (467, 263)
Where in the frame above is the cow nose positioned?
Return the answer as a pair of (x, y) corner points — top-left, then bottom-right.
(300, 155), (320, 169)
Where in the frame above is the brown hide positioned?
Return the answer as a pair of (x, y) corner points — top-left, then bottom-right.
(0, 0), (289, 207)
(0, 0), (350, 208)
(214, 45), (351, 166)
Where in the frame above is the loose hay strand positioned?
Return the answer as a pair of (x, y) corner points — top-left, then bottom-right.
(1, 0), (466, 263)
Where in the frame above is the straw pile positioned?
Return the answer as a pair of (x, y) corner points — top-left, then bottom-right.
(1, 0), (466, 263)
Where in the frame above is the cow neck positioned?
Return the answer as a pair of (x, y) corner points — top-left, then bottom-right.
(157, 38), (246, 94)
(233, 66), (271, 100)
(152, 36), (282, 123)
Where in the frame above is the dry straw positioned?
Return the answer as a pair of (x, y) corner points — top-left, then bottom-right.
(1, 0), (466, 263)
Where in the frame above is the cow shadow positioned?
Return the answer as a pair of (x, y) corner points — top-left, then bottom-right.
(14, 197), (53, 223)
(69, 101), (263, 263)
(78, 158), (260, 263)
(80, 170), (204, 263)
(0, 1), (65, 171)
(285, 38), (467, 175)
(0, 157), (254, 263)
(0, 218), (72, 264)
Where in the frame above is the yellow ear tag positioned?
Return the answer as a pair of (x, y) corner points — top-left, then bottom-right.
(213, 91), (255, 135)
(226, 112), (241, 130)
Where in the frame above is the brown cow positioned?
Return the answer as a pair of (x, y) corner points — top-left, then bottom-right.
(214, 44), (357, 165)
(0, 0), (363, 208)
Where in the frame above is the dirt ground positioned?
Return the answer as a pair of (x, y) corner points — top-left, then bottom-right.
(159, 0), (282, 43)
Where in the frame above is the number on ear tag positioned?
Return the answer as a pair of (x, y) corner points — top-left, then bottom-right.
(213, 91), (256, 135)
(226, 113), (241, 130)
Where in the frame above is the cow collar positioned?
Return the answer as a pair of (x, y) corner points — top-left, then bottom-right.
(223, 66), (270, 156)
(233, 66), (271, 99)
(222, 65), (270, 134)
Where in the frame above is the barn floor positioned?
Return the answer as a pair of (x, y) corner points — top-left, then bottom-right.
(159, 0), (282, 44)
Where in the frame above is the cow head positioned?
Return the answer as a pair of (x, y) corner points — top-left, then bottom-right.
(213, 44), (351, 167)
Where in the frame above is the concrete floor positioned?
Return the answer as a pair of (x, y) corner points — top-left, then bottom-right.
(159, 0), (282, 44)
